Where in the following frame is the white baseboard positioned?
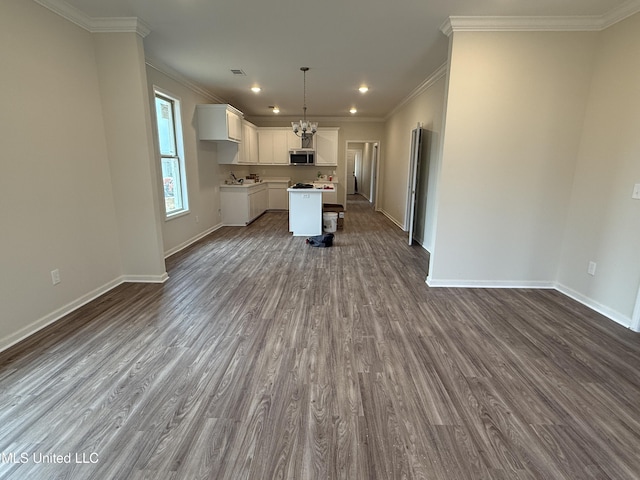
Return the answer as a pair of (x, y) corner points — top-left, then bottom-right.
(426, 277), (635, 331)
(555, 283), (632, 330)
(0, 272), (170, 354)
(379, 209), (404, 230)
(164, 223), (223, 258)
(0, 277), (122, 353)
(122, 273), (169, 283)
(2, 224), (225, 354)
(426, 278), (555, 289)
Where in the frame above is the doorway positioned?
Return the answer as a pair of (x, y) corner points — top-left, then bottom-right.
(345, 140), (380, 209)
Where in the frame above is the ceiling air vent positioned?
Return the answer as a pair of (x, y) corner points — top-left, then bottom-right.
(230, 69), (246, 76)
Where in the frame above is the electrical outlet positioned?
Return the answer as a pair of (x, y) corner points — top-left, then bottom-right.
(588, 261), (597, 276)
(632, 184), (640, 200)
(51, 269), (61, 285)
(195, 215), (200, 224)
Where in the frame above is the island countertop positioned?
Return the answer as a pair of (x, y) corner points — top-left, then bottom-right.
(287, 187), (324, 193)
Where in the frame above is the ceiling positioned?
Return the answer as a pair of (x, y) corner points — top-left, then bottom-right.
(56, 0), (630, 120)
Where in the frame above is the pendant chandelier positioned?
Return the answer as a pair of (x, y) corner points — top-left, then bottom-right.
(291, 67), (318, 140)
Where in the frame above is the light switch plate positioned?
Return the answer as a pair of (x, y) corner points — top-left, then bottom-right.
(633, 184), (640, 199)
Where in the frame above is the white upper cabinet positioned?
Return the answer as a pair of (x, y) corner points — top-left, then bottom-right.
(287, 130), (316, 150)
(315, 128), (339, 166)
(196, 104), (243, 142)
(258, 128), (289, 164)
(240, 120), (258, 164)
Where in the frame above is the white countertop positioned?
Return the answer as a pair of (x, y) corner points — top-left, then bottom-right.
(315, 176), (339, 183)
(287, 187), (324, 193)
(311, 182), (336, 193)
(222, 177), (290, 188)
(261, 177), (291, 183)
(221, 181), (267, 188)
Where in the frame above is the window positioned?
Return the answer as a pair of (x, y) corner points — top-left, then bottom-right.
(154, 90), (188, 217)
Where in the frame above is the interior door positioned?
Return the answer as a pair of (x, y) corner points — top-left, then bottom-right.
(407, 128), (422, 245)
(347, 149), (357, 194)
(632, 283), (640, 332)
(370, 144), (378, 204)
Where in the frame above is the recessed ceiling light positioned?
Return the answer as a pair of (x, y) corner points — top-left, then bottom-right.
(350, 107), (357, 114)
(251, 86), (261, 93)
(268, 105), (280, 114)
(359, 86), (369, 93)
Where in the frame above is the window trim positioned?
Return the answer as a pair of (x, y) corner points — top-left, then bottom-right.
(153, 86), (189, 219)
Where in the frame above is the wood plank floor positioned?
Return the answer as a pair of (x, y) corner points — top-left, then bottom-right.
(2, 195), (640, 479)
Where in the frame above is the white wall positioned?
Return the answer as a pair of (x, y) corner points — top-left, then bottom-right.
(145, 66), (225, 256)
(429, 31), (598, 286)
(381, 71), (447, 251)
(0, 1), (123, 349)
(557, 13), (640, 325)
(93, 33), (167, 280)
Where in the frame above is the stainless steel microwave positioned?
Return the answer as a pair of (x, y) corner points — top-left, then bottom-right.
(289, 149), (315, 165)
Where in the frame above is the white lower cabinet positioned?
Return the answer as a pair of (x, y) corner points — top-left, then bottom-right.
(220, 183), (268, 225)
(248, 184), (268, 220)
(267, 181), (289, 210)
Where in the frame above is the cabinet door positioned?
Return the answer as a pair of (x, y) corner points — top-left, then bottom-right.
(240, 121), (258, 164)
(268, 185), (288, 210)
(287, 130), (316, 150)
(258, 130), (274, 164)
(257, 186), (269, 215)
(248, 185), (268, 220)
(315, 128), (339, 166)
(196, 104), (243, 142)
(271, 130), (289, 164)
(227, 110), (242, 142)
(258, 129), (289, 164)
(220, 188), (250, 225)
(287, 130), (301, 150)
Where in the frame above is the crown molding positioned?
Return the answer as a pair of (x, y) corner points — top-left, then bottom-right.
(248, 115), (384, 125)
(33, 0), (150, 37)
(386, 63), (448, 121)
(91, 17), (150, 37)
(441, 1), (640, 36)
(145, 57), (226, 103)
(33, 0), (91, 30)
(601, 0), (640, 28)
(440, 16), (602, 35)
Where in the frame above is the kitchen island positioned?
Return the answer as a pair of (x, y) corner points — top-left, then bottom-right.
(288, 187), (323, 236)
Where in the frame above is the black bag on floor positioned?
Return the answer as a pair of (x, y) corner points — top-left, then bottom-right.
(306, 233), (334, 247)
